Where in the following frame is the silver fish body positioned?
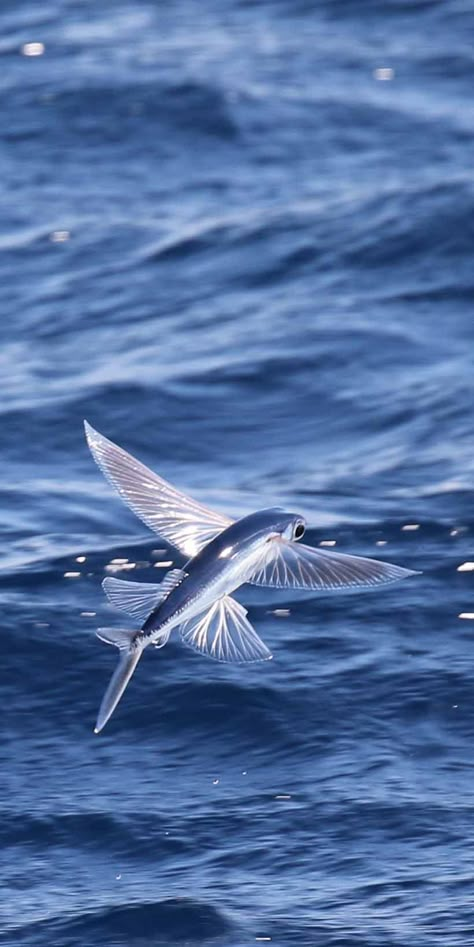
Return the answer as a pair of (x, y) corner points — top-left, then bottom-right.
(140, 508), (301, 646)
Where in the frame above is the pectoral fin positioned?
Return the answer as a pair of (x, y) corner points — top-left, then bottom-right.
(249, 538), (419, 592)
(179, 596), (272, 663)
(84, 421), (232, 557)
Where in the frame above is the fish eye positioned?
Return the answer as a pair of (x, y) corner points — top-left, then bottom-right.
(294, 522), (305, 540)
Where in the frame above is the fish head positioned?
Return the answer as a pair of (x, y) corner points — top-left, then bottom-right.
(265, 508), (306, 543)
(209, 508), (307, 567)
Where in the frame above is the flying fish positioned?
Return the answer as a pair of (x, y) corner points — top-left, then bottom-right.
(84, 422), (418, 733)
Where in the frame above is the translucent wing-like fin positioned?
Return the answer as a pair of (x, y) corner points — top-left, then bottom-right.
(84, 421), (233, 557)
(102, 579), (164, 622)
(180, 595), (272, 663)
(102, 569), (187, 621)
(249, 539), (419, 592)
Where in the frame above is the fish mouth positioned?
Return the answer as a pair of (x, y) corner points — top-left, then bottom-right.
(265, 532), (280, 542)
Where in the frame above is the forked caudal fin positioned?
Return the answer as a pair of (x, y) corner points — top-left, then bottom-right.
(94, 628), (143, 733)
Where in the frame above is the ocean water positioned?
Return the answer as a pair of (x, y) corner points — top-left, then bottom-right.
(2, 1), (474, 944)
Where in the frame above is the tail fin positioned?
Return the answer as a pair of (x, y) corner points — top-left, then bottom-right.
(94, 628), (143, 733)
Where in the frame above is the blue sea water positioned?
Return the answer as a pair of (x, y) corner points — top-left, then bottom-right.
(2, 0), (474, 944)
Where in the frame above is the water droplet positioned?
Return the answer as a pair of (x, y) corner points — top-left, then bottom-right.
(22, 42), (45, 56)
(373, 67), (394, 81)
(50, 230), (70, 243)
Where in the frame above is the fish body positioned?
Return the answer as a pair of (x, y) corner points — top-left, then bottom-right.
(140, 508), (301, 645)
(84, 422), (419, 733)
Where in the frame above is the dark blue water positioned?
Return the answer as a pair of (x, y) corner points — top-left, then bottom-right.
(2, 1), (474, 944)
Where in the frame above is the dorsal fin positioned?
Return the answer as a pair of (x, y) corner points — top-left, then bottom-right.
(102, 569), (187, 622)
(156, 568), (187, 599)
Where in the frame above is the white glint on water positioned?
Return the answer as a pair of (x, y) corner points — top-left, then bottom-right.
(50, 231), (70, 243)
(373, 67), (394, 81)
(22, 42), (45, 56)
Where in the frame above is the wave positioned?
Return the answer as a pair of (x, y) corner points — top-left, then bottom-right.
(6, 898), (233, 945)
(4, 78), (239, 148)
